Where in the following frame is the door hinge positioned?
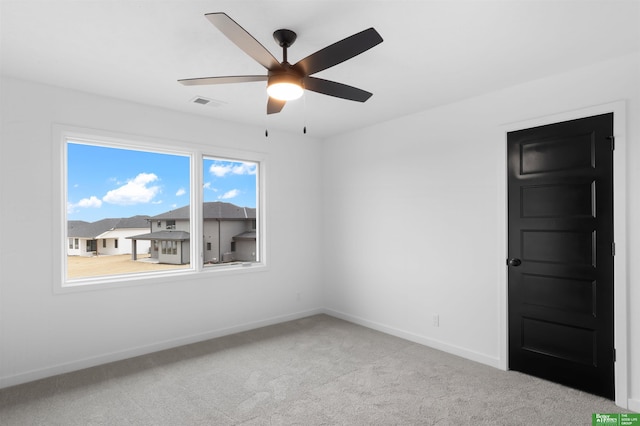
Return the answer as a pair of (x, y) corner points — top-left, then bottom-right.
(608, 135), (615, 150)
(612, 242), (616, 256)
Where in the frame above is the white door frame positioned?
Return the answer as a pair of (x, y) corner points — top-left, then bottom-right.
(498, 101), (628, 409)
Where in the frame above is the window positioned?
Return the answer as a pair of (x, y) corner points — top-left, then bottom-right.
(202, 157), (258, 266)
(159, 241), (178, 255)
(65, 140), (190, 280)
(57, 126), (264, 288)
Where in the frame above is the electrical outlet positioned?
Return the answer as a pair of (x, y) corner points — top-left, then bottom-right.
(433, 314), (440, 327)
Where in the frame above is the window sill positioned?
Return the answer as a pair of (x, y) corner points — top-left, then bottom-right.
(55, 262), (268, 294)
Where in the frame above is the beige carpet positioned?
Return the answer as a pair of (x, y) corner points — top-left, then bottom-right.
(0, 315), (631, 425)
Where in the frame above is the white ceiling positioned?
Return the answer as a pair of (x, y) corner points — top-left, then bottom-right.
(1, 0), (639, 138)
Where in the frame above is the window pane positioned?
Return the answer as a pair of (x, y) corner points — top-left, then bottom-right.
(202, 157), (258, 267)
(66, 142), (191, 280)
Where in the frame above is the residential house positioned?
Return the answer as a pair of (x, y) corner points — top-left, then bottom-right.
(67, 216), (151, 257)
(127, 201), (256, 265)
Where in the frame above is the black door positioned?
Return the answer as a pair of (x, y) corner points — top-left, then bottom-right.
(507, 113), (614, 399)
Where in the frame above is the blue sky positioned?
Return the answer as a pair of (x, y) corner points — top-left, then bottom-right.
(67, 142), (257, 223)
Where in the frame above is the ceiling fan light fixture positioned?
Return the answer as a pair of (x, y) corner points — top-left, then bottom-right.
(180, 13), (384, 114)
(267, 82), (303, 101)
(267, 73), (303, 101)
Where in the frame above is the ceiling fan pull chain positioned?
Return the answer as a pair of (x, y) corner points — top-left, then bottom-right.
(303, 92), (307, 135)
(264, 109), (269, 138)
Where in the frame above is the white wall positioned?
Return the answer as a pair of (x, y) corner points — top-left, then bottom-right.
(1, 51), (638, 409)
(98, 229), (151, 256)
(321, 52), (640, 409)
(0, 77), (324, 387)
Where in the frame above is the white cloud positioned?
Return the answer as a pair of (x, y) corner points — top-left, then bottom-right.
(67, 202), (77, 215)
(175, 188), (186, 196)
(219, 189), (240, 200)
(68, 196), (102, 214)
(77, 196), (103, 208)
(232, 162), (257, 175)
(209, 163), (233, 177)
(102, 173), (161, 205)
(203, 182), (217, 192)
(209, 161), (256, 177)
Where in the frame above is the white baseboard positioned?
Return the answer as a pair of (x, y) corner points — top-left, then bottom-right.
(628, 398), (640, 413)
(322, 310), (638, 412)
(323, 308), (501, 369)
(5, 307), (632, 410)
(0, 308), (324, 389)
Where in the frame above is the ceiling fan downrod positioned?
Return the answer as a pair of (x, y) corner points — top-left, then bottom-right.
(273, 29), (297, 64)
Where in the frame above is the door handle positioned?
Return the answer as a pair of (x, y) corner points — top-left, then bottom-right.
(507, 258), (522, 267)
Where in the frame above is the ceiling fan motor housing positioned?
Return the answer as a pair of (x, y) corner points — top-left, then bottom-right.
(268, 65), (303, 87)
(267, 64), (304, 100)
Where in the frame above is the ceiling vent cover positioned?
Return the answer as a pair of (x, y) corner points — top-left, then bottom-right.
(190, 96), (226, 107)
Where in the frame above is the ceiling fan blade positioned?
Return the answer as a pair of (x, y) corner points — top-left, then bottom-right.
(293, 28), (383, 76)
(304, 77), (373, 102)
(267, 97), (286, 114)
(178, 75), (267, 86)
(205, 13), (280, 71)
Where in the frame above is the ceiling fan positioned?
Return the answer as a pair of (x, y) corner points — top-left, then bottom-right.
(179, 13), (383, 115)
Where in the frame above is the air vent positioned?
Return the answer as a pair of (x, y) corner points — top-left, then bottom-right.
(190, 96), (226, 107)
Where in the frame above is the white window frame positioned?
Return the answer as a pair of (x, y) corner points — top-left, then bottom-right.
(52, 125), (267, 293)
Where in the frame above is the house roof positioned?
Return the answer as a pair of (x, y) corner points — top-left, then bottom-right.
(153, 201), (256, 220)
(126, 230), (190, 241)
(68, 220), (89, 231)
(115, 215), (152, 228)
(68, 215), (150, 238)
